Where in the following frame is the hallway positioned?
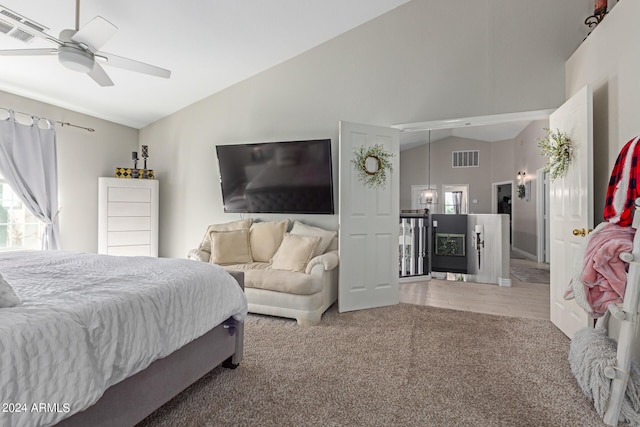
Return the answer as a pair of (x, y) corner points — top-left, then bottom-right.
(399, 257), (550, 320)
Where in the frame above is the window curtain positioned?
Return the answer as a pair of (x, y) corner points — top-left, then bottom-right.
(0, 111), (60, 250)
(452, 191), (462, 214)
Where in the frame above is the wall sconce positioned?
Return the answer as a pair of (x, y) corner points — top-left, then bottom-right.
(474, 224), (484, 269)
(517, 172), (526, 199)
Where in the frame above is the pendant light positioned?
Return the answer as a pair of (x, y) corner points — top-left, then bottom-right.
(420, 129), (438, 206)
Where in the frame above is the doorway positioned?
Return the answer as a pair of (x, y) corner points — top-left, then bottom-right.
(492, 181), (514, 245)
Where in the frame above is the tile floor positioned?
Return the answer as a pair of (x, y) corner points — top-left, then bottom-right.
(399, 257), (550, 320)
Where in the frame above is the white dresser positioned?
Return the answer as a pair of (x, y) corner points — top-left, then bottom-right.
(98, 177), (159, 257)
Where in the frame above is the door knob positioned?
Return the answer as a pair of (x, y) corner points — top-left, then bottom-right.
(572, 228), (593, 237)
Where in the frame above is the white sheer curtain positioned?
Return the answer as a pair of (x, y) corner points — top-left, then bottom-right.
(0, 111), (60, 250)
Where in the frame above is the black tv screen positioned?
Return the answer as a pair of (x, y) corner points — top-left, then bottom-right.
(216, 139), (334, 214)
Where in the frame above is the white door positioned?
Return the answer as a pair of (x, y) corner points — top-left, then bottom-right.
(338, 121), (400, 312)
(549, 85), (593, 338)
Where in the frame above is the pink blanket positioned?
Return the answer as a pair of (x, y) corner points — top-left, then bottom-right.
(570, 222), (634, 317)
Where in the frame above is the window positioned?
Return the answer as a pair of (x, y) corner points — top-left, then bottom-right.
(443, 184), (469, 215)
(0, 177), (43, 250)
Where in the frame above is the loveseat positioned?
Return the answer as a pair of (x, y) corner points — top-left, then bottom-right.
(187, 219), (338, 325)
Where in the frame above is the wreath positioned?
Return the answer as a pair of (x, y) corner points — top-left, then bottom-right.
(538, 128), (572, 181)
(352, 144), (394, 188)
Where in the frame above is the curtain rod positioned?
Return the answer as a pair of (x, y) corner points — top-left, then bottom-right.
(0, 106), (95, 133)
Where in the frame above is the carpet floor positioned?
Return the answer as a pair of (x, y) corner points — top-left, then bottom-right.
(138, 304), (603, 427)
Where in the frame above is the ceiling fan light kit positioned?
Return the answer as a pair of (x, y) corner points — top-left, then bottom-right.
(58, 45), (94, 73)
(0, 2), (171, 86)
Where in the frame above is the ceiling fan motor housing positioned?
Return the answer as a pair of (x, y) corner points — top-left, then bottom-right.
(58, 44), (94, 73)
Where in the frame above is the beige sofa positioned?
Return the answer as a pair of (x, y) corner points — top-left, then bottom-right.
(187, 219), (338, 325)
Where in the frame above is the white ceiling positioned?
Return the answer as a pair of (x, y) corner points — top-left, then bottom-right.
(0, 0), (410, 129)
(395, 109), (554, 150)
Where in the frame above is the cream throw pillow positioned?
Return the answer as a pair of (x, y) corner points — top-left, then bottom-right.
(0, 273), (21, 308)
(208, 229), (253, 265)
(290, 221), (337, 257)
(271, 233), (321, 272)
(199, 219), (252, 253)
(250, 219), (289, 262)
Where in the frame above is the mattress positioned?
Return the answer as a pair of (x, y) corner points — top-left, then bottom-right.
(0, 251), (247, 427)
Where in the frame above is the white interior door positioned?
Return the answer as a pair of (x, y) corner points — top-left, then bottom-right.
(338, 121), (400, 312)
(549, 85), (593, 338)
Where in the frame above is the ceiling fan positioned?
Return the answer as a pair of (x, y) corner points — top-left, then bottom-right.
(0, 1), (171, 86)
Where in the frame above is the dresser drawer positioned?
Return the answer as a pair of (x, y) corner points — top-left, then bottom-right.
(108, 230), (151, 246)
(108, 187), (151, 202)
(107, 216), (151, 231)
(108, 202), (151, 217)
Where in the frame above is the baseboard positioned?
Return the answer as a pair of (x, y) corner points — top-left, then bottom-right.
(511, 247), (537, 261)
(399, 275), (430, 283)
(499, 277), (512, 287)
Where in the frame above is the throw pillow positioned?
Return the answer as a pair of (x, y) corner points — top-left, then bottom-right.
(209, 229), (253, 265)
(271, 233), (321, 272)
(290, 221), (337, 257)
(0, 273), (21, 308)
(199, 219), (253, 253)
(249, 219), (289, 262)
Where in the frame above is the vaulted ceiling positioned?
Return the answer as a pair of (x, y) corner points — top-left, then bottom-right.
(0, 0), (410, 128)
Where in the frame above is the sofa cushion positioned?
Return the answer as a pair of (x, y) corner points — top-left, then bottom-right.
(226, 268), (322, 295)
(271, 233), (321, 272)
(199, 219), (252, 253)
(208, 229), (253, 265)
(289, 221), (337, 257)
(249, 219), (289, 262)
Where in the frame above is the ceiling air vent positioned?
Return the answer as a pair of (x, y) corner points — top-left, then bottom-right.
(0, 6), (47, 43)
(9, 27), (34, 42)
(452, 150), (479, 168)
(0, 18), (11, 34)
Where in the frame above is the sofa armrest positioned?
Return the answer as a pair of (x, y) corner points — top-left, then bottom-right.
(187, 248), (210, 262)
(305, 249), (339, 274)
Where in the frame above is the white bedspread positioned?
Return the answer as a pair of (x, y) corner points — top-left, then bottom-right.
(0, 251), (247, 427)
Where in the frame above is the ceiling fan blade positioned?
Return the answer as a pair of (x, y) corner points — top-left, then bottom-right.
(0, 48), (57, 56)
(87, 62), (114, 87)
(71, 16), (117, 52)
(97, 52), (171, 79)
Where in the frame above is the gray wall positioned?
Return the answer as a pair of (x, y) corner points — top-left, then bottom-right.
(399, 119), (549, 258)
(0, 90), (138, 252)
(511, 120), (548, 256)
(400, 137), (493, 214)
(140, 0), (590, 258)
(566, 0), (639, 224)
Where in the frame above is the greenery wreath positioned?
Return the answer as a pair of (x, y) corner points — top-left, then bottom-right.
(352, 143), (394, 188)
(538, 128), (572, 182)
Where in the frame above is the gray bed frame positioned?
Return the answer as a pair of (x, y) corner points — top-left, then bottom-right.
(56, 270), (245, 427)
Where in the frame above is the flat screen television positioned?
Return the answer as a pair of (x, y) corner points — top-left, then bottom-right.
(216, 139), (334, 214)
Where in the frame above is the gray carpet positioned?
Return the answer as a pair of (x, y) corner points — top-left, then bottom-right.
(138, 304), (603, 427)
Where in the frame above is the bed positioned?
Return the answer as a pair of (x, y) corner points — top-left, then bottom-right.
(0, 251), (247, 427)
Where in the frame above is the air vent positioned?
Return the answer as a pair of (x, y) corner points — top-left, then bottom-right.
(0, 9), (21, 22)
(0, 19), (12, 34)
(21, 20), (45, 33)
(10, 28), (34, 42)
(0, 6), (47, 43)
(452, 150), (479, 168)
